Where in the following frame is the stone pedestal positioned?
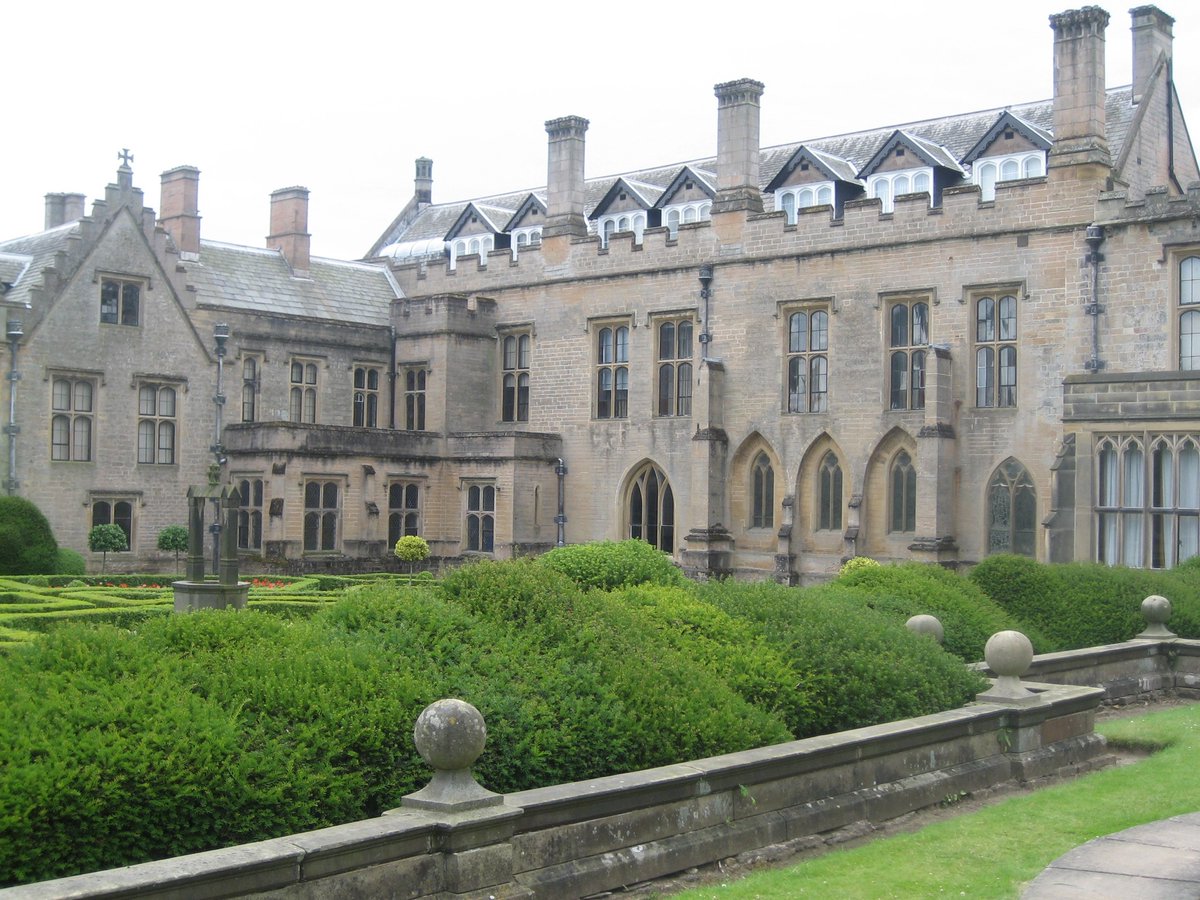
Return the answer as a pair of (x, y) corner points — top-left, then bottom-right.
(173, 579), (249, 613)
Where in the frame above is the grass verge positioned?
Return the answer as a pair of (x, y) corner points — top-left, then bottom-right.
(674, 703), (1200, 898)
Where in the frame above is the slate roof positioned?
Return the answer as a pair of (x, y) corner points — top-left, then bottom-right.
(185, 241), (401, 325)
(0, 223), (78, 309)
(373, 88), (1137, 257)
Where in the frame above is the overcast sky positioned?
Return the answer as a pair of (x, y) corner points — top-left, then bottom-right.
(3, 1), (1198, 260)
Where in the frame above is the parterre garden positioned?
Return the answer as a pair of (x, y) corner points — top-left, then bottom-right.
(3, 537), (1200, 887)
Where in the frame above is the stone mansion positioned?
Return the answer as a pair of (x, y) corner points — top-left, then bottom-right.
(2, 5), (1199, 580)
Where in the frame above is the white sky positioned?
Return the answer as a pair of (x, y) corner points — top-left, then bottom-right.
(3, 1), (1198, 261)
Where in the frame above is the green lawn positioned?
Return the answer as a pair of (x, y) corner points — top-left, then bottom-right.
(675, 703), (1200, 899)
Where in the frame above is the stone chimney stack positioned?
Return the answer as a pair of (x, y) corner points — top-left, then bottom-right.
(542, 116), (589, 239)
(43, 193), (86, 230)
(267, 186), (311, 274)
(159, 166), (201, 255)
(1131, 6), (1174, 104)
(1048, 7), (1111, 171)
(711, 79), (765, 215)
(414, 158), (433, 206)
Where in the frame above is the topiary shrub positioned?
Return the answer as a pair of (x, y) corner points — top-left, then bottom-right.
(537, 539), (685, 591)
(839, 555), (880, 576)
(156, 525), (189, 575)
(87, 524), (127, 574)
(696, 579), (987, 737)
(0, 497), (59, 576)
(835, 561), (1040, 660)
(53, 548), (86, 577)
(393, 535), (430, 574)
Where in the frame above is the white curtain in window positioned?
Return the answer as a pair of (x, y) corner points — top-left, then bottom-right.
(1123, 446), (1145, 566)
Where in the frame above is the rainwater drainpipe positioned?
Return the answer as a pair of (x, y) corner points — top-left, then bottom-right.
(554, 458), (567, 547)
(4, 319), (22, 495)
(698, 264), (714, 359)
(1084, 225), (1106, 373)
(388, 325), (398, 430)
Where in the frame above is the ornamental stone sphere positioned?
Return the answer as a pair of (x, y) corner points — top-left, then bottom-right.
(906, 614), (944, 643)
(1142, 594), (1172, 625)
(984, 630), (1034, 679)
(413, 698), (487, 772)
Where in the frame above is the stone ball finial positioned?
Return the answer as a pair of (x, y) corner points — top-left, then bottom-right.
(400, 698), (502, 812)
(413, 698), (487, 772)
(1136, 594), (1176, 640)
(977, 630), (1038, 705)
(985, 630), (1034, 678)
(906, 614), (944, 644)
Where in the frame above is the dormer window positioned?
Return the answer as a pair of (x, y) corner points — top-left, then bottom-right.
(597, 212), (647, 248)
(449, 234), (495, 269)
(867, 169), (932, 213)
(510, 227), (542, 258)
(662, 202), (712, 238)
(973, 152), (1045, 201)
(775, 184), (834, 225)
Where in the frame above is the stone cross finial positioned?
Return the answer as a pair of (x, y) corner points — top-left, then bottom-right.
(118, 149), (134, 168)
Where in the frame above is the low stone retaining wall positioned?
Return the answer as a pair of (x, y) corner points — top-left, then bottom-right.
(6, 636), (1198, 900)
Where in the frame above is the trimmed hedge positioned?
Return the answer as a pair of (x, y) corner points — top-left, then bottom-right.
(0, 497), (58, 576)
(696, 579), (987, 737)
(970, 555), (1200, 649)
(834, 562), (1045, 659)
(537, 539), (686, 590)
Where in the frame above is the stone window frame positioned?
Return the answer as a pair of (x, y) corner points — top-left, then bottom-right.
(651, 311), (696, 418)
(591, 317), (632, 420)
(90, 492), (139, 553)
(352, 363), (383, 428)
(498, 328), (532, 424)
(881, 291), (931, 412)
(387, 478), (423, 545)
(1096, 431), (1200, 569)
(289, 357), (320, 424)
(234, 475), (266, 552)
(968, 283), (1023, 410)
(1173, 248), (1200, 370)
(240, 353), (263, 424)
(463, 479), (497, 554)
(749, 451), (775, 530)
(986, 457), (1037, 558)
(400, 363), (429, 431)
(817, 450), (844, 533)
(98, 273), (146, 327)
(626, 462), (675, 553)
(302, 476), (344, 554)
(49, 369), (100, 463)
(780, 299), (832, 415)
(136, 380), (179, 465)
(775, 183), (834, 224)
(972, 152), (1045, 201)
(888, 449), (917, 534)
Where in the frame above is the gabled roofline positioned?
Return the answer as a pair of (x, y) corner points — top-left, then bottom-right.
(653, 166), (716, 210)
(503, 193), (548, 232)
(588, 177), (657, 221)
(764, 146), (862, 193)
(856, 130), (967, 180)
(443, 202), (510, 241)
(961, 111), (1053, 165)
